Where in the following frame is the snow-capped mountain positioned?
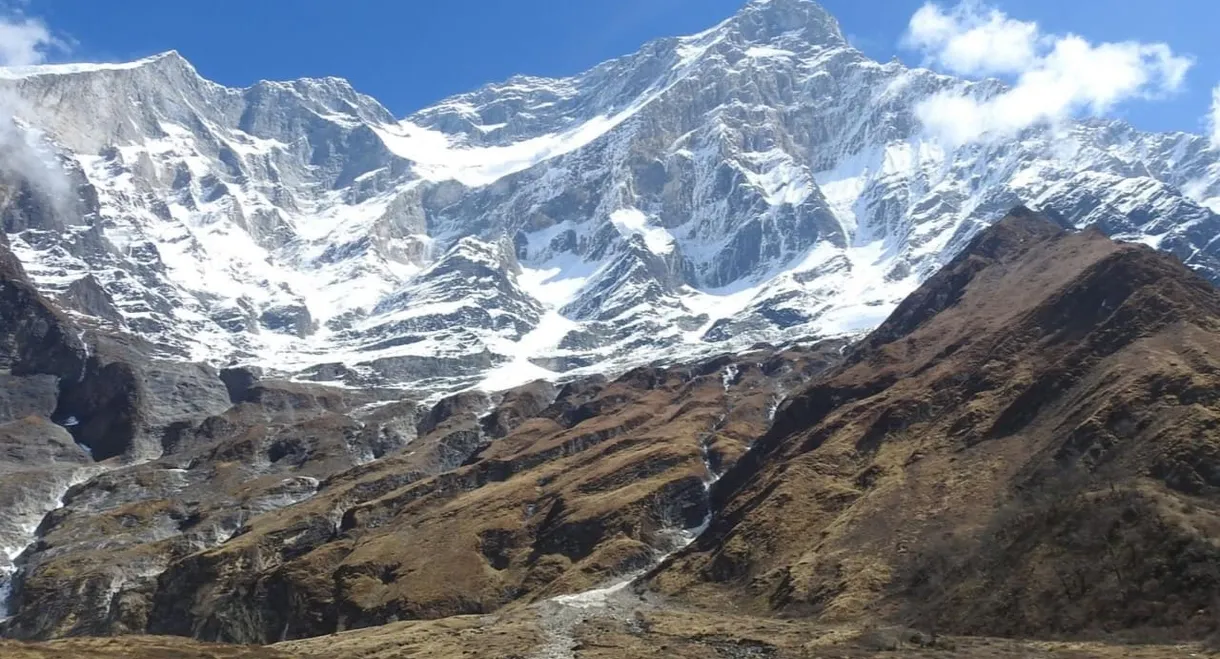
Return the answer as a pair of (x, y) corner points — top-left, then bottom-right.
(4, 0), (1220, 393)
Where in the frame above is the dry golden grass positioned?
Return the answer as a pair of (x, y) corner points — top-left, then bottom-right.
(275, 605), (1218, 659)
(4, 616), (1215, 659)
(0, 636), (294, 658)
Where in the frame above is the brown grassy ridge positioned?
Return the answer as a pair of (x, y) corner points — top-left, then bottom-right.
(653, 207), (1220, 642)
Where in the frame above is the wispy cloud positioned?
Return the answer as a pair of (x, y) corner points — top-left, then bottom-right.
(904, 1), (1039, 76)
(0, 13), (63, 67)
(1209, 86), (1220, 149)
(903, 1), (1193, 146)
(0, 9), (72, 203)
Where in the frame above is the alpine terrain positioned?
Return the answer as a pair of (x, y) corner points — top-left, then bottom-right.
(0, 0), (1219, 657)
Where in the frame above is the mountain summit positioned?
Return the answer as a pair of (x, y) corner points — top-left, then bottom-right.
(731, 0), (848, 45)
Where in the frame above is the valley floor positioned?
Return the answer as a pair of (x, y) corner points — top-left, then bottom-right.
(12, 579), (1212, 659)
(3, 602), (1216, 659)
(272, 580), (1220, 658)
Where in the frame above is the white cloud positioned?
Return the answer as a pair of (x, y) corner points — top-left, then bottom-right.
(0, 12), (71, 203)
(0, 14), (61, 67)
(904, 2), (1193, 145)
(1209, 85), (1220, 149)
(904, 1), (1039, 76)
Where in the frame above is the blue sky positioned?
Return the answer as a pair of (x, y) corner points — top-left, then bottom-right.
(17, 0), (1220, 135)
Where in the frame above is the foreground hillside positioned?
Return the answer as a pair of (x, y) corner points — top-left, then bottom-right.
(657, 207), (1220, 640)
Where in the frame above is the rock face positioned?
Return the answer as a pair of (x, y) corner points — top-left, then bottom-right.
(59, 275), (124, 325)
(0, 375), (58, 424)
(0, 375), (418, 640)
(0, 232), (351, 632)
(0, 239), (92, 621)
(51, 334), (234, 461)
(1, 1), (1220, 393)
(655, 208), (1220, 640)
(0, 227), (87, 381)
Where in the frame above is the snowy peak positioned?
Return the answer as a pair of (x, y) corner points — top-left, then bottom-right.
(398, 0), (848, 153)
(730, 0), (847, 47)
(0, 48), (395, 155)
(0, 49), (194, 80)
(4, 1), (1220, 397)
